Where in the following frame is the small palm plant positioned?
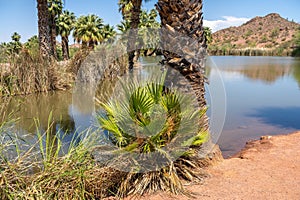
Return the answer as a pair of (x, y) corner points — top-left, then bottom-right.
(96, 71), (209, 195)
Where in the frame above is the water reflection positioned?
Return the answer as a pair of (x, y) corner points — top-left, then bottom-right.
(237, 64), (291, 83)
(211, 56), (297, 83)
(0, 91), (75, 135)
(208, 56), (300, 157)
(248, 106), (300, 130)
(292, 60), (300, 88)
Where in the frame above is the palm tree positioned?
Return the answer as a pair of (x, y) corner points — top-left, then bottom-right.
(48, 0), (63, 59)
(204, 26), (213, 44)
(132, 9), (160, 59)
(156, 0), (207, 110)
(101, 24), (117, 42)
(24, 35), (39, 55)
(156, 0), (210, 168)
(56, 10), (76, 60)
(37, 0), (52, 59)
(118, 0), (133, 20)
(118, 0), (151, 70)
(117, 20), (131, 33)
(11, 32), (21, 42)
(9, 32), (22, 54)
(73, 14), (104, 49)
(138, 9), (160, 51)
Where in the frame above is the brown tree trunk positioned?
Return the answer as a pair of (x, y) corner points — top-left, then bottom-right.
(37, 0), (53, 59)
(127, 0), (142, 70)
(61, 36), (69, 60)
(156, 0), (208, 129)
(50, 16), (58, 60)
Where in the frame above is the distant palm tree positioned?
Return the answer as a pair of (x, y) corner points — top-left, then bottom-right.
(10, 32), (22, 54)
(118, 0), (151, 70)
(117, 20), (131, 33)
(11, 32), (21, 42)
(101, 24), (117, 42)
(117, 9), (160, 58)
(118, 0), (133, 20)
(48, 0), (63, 59)
(136, 9), (160, 59)
(37, 0), (53, 59)
(56, 10), (76, 60)
(204, 27), (213, 44)
(73, 14), (104, 49)
(24, 35), (39, 55)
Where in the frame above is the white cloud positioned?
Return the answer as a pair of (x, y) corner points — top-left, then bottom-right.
(204, 16), (250, 33)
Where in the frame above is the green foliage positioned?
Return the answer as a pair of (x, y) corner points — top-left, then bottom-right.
(0, 113), (114, 199)
(73, 14), (104, 47)
(270, 28), (279, 38)
(138, 9), (160, 51)
(24, 35), (39, 56)
(260, 35), (268, 43)
(97, 73), (208, 156)
(11, 32), (21, 42)
(117, 20), (131, 33)
(69, 46), (80, 58)
(56, 10), (76, 37)
(249, 41), (257, 48)
(244, 30), (253, 37)
(292, 30), (300, 57)
(118, 0), (133, 20)
(73, 14), (116, 48)
(0, 32), (23, 62)
(96, 73), (209, 195)
(56, 45), (63, 60)
(101, 24), (117, 42)
(204, 26), (212, 44)
(117, 9), (161, 53)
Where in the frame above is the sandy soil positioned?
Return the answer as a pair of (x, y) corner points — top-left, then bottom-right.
(139, 132), (300, 200)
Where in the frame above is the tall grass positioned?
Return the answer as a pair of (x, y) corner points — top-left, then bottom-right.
(0, 50), (73, 97)
(0, 111), (128, 199)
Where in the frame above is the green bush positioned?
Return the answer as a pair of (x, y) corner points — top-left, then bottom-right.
(96, 72), (209, 195)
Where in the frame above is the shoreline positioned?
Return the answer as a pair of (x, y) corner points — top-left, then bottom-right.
(138, 131), (300, 199)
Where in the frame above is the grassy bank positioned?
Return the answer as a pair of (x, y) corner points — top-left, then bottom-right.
(208, 47), (292, 57)
(0, 42), (128, 97)
(0, 95), (212, 199)
(0, 51), (73, 97)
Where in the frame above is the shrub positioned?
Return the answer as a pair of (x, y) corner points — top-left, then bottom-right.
(96, 72), (209, 195)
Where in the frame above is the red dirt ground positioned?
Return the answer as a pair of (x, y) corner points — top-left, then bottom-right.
(138, 131), (300, 200)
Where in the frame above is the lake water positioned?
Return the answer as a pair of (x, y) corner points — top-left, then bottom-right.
(1, 56), (300, 157)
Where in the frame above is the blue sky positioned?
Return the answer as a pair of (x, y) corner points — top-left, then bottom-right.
(0, 0), (299, 43)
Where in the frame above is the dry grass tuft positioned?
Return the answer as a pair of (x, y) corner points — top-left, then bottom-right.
(0, 50), (72, 97)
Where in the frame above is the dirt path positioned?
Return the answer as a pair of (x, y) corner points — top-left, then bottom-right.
(142, 132), (300, 200)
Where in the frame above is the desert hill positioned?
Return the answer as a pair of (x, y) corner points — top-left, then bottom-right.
(209, 13), (300, 56)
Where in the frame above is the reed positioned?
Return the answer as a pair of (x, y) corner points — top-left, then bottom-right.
(0, 50), (73, 97)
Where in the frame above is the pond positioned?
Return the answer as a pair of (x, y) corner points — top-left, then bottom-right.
(1, 56), (300, 158)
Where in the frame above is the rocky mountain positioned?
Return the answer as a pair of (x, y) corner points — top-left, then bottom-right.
(209, 13), (300, 56)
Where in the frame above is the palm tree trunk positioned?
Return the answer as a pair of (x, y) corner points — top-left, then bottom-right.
(127, 0), (142, 70)
(61, 36), (69, 60)
(156, 0), (208, 128)
(50, 16), (58, 60)
(37, 0), (53, 59)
